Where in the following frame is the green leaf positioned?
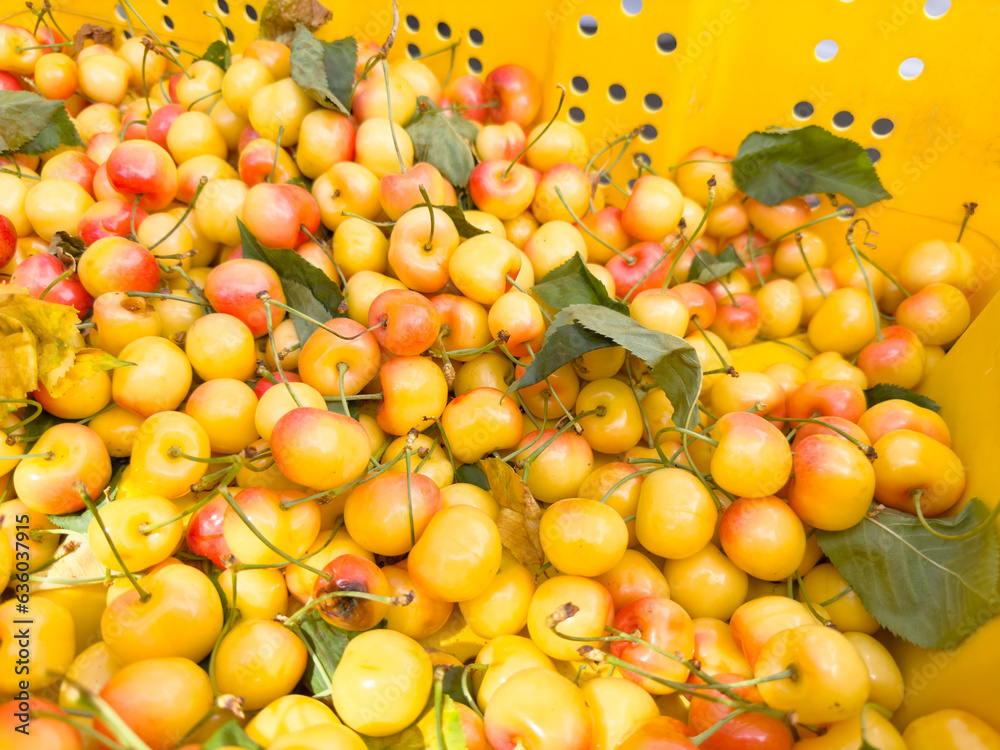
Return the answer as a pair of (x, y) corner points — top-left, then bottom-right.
(732, 125), (892, 207)
(202, 720), (264, 750)
(48, 231), (87, 260)
(454, 463), (491, 491)
(289, 24), (356, 115)
(532, 255), (629, 314)
(258, 0), (331, 44)
(440, 696), (469, 750)
(326, 398), (361, 419)
(201, 40), (232, 71)
(507, 305), (703, 428)
(292, 609), (383, 697)
(238, 219), (343, 342)
(686, 244), (743, 285)
(864, 383), (941, 413)
(406, 102), (476, 187)
(0, 92), (81, 155)
(817, 500), (1000, 649)
(435, 205), (488, 239)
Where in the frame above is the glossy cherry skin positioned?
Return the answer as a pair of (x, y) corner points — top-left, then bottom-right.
(9, 253), (93, 315)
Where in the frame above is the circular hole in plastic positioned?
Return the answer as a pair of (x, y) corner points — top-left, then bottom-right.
(640, 124), (658, 142)
(643, 92), (662, 112)
(865, 148), (881, 164)
(568, 106), (586, 124)
(571, 76), (589, 94)
(115, 4), (127, 20)
(123, 29), (132, 39)
(467, 57), (483, 74)
(217, 0), (229, 15)
(163, 15), (174, 30)
(814, 39), (838, 61)
(225, 27), (235, 43)
(839, 205), (857, 220)
(656, 33), (677, 53)
(579, 15), (598, 36)
(406, 43), (421, 58)
(437, 22), (451, 39)
(832, 110), (854, 129)
(244, 3), (257, 21)
(608, 84), (627, 102)
(804, 194), (822, 209)
(468, 28), (483, 46)
(156, 0), (168, 6)
(599, 173), (611, 186)
(633, 153), (651, 166)
(628, 178), (638, 190)
(793, 101), (814, 120)
(622, 0), (643, 16)
(924, 0), (951, 19)
(871, 118), (894, 137)
(899, 57), (924, 80)
(405, 14), (420, 32)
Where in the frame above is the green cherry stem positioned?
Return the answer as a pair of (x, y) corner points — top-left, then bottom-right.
(149, 177), (208, 250)
(912, 490), (1000, 540)
(381, 58), (408, 174)
(503, 84), (567, 181)
(764, 415), (876, 459)
(957, 202), (978, 243)
(283, 588), (412, 628)
(119, 0), (191, 77)
(433, 666), (447, 750)
(260, 298), (301, 408)
(554, 186), (631, 263)
(76, 482), (149, 602)
(269, 126), (285, 183)
(845, 219), (883, 341)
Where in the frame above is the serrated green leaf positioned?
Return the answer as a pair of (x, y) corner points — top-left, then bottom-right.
(686, 244), (743, 285)
(864, 383), (941, 413)
(732, 125), (892, 207)
(201, 40), (232, 71)
(289, 24), (355, 115)
(0, 92), (81, 155)
(454, 463), (491, 491)
(507, 305), (702, 428)
(406, 106), (476, 188)
(440, 696), (468, 750)
(259, 0), (331, 44)
(435, 205), (487, 239)
(238, 219), (344, 342)
(817, 500), (1000, 649)
(202, 720), (264, 750)
(532, 255), (629, 314)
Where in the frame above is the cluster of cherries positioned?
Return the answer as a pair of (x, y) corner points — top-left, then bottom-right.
(0, 9), (997, 750)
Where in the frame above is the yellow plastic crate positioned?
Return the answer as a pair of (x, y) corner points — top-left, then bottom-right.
(4, 0), (1000, 730)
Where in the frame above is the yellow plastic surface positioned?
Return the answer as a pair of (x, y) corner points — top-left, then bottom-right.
(5, 0), (1000, 730)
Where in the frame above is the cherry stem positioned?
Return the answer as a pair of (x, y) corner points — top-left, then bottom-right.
(690, 314), (734, 374)
(765, 415), (876, 459)
(844, 219), (882, 341)
(554, 186), (631, 263)
(219, 485), (331, 580)
(336, 362), (351, 416)
(267, 126), (285, 183)
(503, 84), (567, 181)
(1, 398), (43, 438)
(857, 248), (910, 299)
(913, 491), (1000, 540)
(755, 208), (855, 254)
(667, 158), (732, 172)
(691, 708), (748, 746)
(655, 425), (718, 447)
(585, 128), (643, 177)
(793, 232), (827, 298)
(504, 408), (602, 464)
(299, 224), (350, 292)
(262, 295), (381, 341)
(381, 58), (408, 174)
(0, 451), (52, 460)
(33, 711), (130, 750)
(16, 41), (72, 51)
(622, 221), (687, 301)
(283, 587), (411, 627)
(819, 585), (854, 608)
(167, 445), (236, 463)
(227, 518), (343, 574)
(260, 298), (302, 407)
(598, 467), (658, 503)
(625, 358), (654, 446)
(203, 11), (232, 55)
(208, 568), (240, 696)
(433, 666), (447, 750)
(0, 168), (39, 180)
(128, 195), (140, 240)
(419, 184), (436, 246)
(150, 177), (207, 250)
(957, 202), (978, 243)
(460, 663), (485, 719)
(76, 482), (150, 602)
(405, 431), (417, 547)
(794, 569), (834, 625)
(339, 211), (396, 227)
(745, 224), (766, 287)
(119, 0), (191, 77)
(505, 275), (552, 323)
(127, 290), (203, 306)
(139, 40), (153, 115)
(280, 451), (407, 509)
(139, 463), (232, 532)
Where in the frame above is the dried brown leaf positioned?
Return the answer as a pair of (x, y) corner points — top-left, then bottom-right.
(478, 457), (544, 567)
(259, 0), (332, 44)
(73, 24), (115, 53)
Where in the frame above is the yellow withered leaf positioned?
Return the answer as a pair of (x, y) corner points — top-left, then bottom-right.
(478, 456), (545, 567)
